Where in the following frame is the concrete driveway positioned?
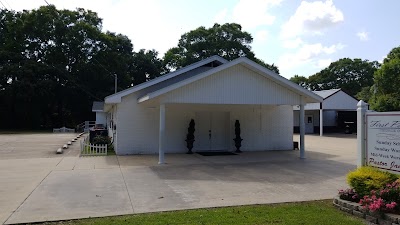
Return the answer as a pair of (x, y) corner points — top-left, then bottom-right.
(1, 133), (357, 224)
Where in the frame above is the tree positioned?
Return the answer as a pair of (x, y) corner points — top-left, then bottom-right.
(0, 6), (136, 129)
(305, 58), (379, 97)
(383, 46), (400, 63)
(130, 49), (167, 85)
(163, 23), (279, 73)
(356, 86), (374, 103)
(370, 56), (400, 111)
(290, 75), (309, 89)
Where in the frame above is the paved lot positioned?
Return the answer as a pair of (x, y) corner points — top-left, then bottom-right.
(0, 133), (81, 225)
(0, 133), (80, 159)
(0, 133), (357, 224)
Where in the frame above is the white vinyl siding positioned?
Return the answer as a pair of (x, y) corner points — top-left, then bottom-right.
(116, 93), (158, 154)
(95, 112), (107, 126)
(159, 65), (302, 105)
(115, 102), (293, 154)
(323, 91), (358, 110)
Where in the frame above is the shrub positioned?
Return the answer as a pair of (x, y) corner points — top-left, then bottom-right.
(92, 135), (114, 151)
(347, 166), (398, 197)
(92, 135), (111, 145)
(359, 180), (400, 213)
(338, 188), (359, 202)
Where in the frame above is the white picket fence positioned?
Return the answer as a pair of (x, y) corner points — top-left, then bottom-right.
(80, 136), (107, 156)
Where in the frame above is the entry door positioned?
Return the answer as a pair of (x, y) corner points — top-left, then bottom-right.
(195, 112), (229, 151)
(305, 115), (314, 134)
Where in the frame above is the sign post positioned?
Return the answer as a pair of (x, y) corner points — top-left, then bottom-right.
(357, 100), (368, 167)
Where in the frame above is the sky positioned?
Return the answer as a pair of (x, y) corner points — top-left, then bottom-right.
(2, 0), (400, 79)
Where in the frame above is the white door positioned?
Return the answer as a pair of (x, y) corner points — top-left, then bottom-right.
(195, 112), (229, 151)
(305, 115), (314, 134)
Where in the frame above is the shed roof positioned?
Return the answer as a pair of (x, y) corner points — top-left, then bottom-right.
(92, 101), (104, 112)
(313, 89), (341, 99)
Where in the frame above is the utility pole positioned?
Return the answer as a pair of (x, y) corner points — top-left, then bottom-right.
(114, 73), (117, 93)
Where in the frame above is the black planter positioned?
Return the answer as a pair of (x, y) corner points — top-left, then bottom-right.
(233, 120), (243, 153)
(185, 119), (195, 154)
(185, 139), (195, 154)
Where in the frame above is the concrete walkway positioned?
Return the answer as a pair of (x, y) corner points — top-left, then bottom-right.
(1, 133), (357, 224)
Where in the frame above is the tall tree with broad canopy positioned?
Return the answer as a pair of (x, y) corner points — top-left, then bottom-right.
(0, 6), (164, 129)
(130, 49), (168, 85)
(369, 46), (400, 111)
(163, 23), (279, 74)
(300, 58), (380, 97)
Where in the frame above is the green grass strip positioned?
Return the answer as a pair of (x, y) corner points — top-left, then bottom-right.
(40, 200), (364, 225)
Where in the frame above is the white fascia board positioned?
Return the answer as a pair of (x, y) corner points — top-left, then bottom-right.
(104, 56), (228, 104)
(138, 95), (150, 103)
(105, 95), (122, 104)
(138, 57), (323, 104)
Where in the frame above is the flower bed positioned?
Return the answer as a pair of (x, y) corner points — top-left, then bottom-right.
(336, 166), (400, 224)
(333, 196), (400, 225)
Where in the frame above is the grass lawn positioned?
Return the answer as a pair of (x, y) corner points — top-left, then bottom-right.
(107, 147), (116, 155)
(39, 200), (364, 225)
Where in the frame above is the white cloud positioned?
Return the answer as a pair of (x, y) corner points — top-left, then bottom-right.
(281, 0), (344, 39)
(214, 8), (228, 23)
(316, 59), (332, 68)
(277, 0), (344, 76)
(278, 43), (344, 72)
(357, 31), (369, 41)
(214, 0), (282, 30)
(282, 38), (303, 49)
(255, 30), (268, 42)
(232, 0), (282, 29)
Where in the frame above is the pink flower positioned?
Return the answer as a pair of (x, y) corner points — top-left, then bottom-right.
(368, 198), (384, 212)
(386, 202), (397, 210)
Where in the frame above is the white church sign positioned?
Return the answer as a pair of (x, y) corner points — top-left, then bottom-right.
(366, 114), (400, 172)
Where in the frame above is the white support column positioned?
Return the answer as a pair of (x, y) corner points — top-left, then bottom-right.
(299, 97), (306, 159)
(357, 100), (368, 167)
(319, 104), (323, 136)
(158, 104), (165, 164)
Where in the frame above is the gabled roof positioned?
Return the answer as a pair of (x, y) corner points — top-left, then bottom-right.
(313, 89), (341, 99)
(105, 55), (228, 103)
(92, 101), (104, 112)
(138, 57), (322, 104)
(294, 88), (358, 110)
